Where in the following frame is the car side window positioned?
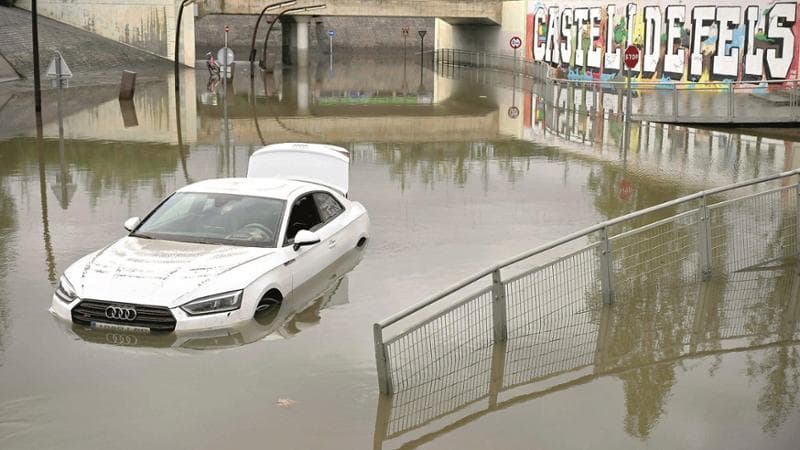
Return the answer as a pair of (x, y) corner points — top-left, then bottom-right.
(284, 194), (323, 244)
(313, 192), (344, 223)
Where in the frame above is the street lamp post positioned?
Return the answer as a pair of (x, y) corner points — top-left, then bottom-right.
(31, 0), (42, 118)
(261, 4), (326, 71)
(250, 1), (297, 73)
(174, 0), (196, 92)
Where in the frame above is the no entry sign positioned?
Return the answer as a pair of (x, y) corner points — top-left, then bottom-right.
(509, 36), (522, 49)
(624, 45), (639, 69)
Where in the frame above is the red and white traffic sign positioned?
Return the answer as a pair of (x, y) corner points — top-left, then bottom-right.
(509, 36), (522, 49)
(624, 45), (639, 69)
(224, 25), (230, 33)
(508, 106), (520, 119)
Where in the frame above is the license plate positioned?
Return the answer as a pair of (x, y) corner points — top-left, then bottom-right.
(91, 321), (151, 334)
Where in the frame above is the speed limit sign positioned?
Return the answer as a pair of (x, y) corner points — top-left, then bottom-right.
(509, 36), (522, 49)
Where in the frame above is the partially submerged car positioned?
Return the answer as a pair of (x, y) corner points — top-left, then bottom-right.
(58, 247), (364, 350)
(50, 143), (369, 333)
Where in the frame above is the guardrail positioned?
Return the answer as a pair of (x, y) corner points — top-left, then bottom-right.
(373, 170), (800, 395)
(374, 266), (800, 446)
(434, 48), (800, 124)
(435, 48), (550, 81)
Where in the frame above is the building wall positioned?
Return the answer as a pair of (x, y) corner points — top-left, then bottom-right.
(17, 0), (195, 65)
(526, 0), (800, 82)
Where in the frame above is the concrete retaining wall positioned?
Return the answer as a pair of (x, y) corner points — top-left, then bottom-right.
(16, 0), (195, 65)
(200, 0), (502, 24)
(195, 15), (434, 58)
(311, 17), (434, 51)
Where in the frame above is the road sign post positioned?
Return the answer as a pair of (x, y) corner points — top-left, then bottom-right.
(509, 36), (522, 74)
(402, 26), (409, 59)
(624, 45), (639, 122)
(418, 29), (427, 58)
(328, 30), (335, 75)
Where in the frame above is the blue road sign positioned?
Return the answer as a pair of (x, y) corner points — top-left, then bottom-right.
(328, 30), (335, 38)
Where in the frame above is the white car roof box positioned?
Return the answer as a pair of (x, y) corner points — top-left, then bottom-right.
(247, 143), (350, 196)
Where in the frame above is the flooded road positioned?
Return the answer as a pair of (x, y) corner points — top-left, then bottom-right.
(0, 53), (799, 449)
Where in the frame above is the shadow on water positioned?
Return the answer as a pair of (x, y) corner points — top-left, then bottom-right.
(55, 247), (364, 351)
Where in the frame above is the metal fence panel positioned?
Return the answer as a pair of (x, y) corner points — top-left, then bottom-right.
(384, 288), (494, 394)
(709, 186), (798, 273)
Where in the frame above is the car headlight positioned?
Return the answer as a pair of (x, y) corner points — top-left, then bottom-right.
(55, 275), (78, 303)
(180, 290), (243, 316)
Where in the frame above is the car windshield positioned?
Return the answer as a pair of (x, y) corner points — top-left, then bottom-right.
(133, 192), (285, 248)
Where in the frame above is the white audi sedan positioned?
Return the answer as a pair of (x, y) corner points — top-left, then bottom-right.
(50, 143), (369, 333)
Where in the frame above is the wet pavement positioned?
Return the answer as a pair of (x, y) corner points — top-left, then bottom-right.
(0, 53), (799, 449)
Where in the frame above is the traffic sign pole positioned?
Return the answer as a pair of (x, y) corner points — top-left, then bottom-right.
(328, 30), (335, 76)
(509, 36), (522, 75)
(624, 45), (639, 123)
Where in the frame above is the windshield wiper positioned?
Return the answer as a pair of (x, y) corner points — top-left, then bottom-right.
(131, 232), (153, 240)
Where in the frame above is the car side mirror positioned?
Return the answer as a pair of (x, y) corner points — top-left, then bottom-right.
(293, 230), (321, 251)
(124, 217), (141, 232)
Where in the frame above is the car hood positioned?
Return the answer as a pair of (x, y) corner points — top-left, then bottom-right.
(72, 237), (275, 308)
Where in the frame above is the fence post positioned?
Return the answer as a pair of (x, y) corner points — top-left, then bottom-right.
(599, 226), (615, 305)
(698, 194), (713, 281)
(373, 324), (393, 395)
(491, 268), (508, 342)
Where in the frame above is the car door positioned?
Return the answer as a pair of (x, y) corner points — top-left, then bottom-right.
(312, 191), (348, 264)
(283, 193), (326, 290)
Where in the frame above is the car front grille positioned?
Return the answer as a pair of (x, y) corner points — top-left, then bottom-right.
(71, 299), (177, 332)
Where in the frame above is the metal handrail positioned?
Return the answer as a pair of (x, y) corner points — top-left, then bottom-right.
(548, 77), (800, 88)
(437, 48), (800, 89)
(376, 168), (800, 329)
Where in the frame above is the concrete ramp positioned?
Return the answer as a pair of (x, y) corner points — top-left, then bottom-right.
(0, 6), (170, 83)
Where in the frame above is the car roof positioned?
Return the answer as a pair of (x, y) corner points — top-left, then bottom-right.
(177, 177), (316, 200)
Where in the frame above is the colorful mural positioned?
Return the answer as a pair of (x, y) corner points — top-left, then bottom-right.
(526, 1), (800, 83)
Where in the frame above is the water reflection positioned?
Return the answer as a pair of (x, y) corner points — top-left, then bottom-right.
(56, 248), (362, 351)
(0, 150), (16, 365)
(374, 265), (800, 449)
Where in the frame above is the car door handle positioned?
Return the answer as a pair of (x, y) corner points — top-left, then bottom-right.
(328, 239), (336, 249)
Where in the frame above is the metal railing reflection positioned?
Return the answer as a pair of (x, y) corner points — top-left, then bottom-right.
(374, 262), (800, 449)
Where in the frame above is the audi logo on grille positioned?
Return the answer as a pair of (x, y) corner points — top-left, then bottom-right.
(105, 305), (137, 321)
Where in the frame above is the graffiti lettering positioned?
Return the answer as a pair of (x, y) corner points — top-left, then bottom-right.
(527, 0), (800, 82)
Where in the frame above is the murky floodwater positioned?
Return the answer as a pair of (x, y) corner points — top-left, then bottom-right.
(1, 53), (799, 449)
